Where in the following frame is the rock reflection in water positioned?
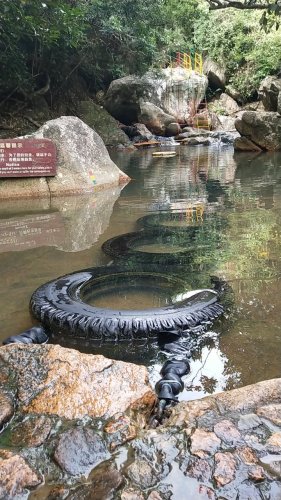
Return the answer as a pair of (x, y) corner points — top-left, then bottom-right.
(0, 187), (122, 253)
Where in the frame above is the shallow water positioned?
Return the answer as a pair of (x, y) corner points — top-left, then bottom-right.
(1, 144), (281, 401)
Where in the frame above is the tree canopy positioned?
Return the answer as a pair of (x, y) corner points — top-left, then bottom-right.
(0, 0), (280, 103)
(205, 0), (281, 30)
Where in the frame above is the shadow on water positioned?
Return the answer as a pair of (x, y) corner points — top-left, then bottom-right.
(1, 145), (281, 400)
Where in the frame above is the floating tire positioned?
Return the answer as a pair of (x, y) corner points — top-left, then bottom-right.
(30, 266), (224, 341)
(101, 230), (196, 263)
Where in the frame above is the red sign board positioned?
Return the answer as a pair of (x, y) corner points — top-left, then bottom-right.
(0, 139), (57, 178)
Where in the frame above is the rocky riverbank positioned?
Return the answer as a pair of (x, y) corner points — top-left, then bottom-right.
(0, 343), (280, 499)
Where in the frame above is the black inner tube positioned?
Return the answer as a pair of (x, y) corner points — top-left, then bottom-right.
(30, 266), (223, 341)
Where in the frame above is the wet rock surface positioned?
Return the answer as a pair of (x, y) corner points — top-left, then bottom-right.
(54, 427), (108, 476)
(0, 392), (13, 428)
(0, 450), (42, 499)
(119, 378), (281, 499)
(0, 341), (280, 499)
(0, 344), (156, 420)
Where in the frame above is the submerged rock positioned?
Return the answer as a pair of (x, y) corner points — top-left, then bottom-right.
(0, 450), (41, 499)
(66, 462), (123, 499)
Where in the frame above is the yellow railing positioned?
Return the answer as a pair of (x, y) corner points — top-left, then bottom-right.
(167, 53), (203, 74)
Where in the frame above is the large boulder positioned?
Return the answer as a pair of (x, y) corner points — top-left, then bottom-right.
(235, 111), (281, 150)
(258, 76), (281, 112)
(137, 101), (175, 135)
(203, 58), (226, 90)
(34, 116), (130, 196)
(0, 117), (129, 199)
(76, 100), (132, 148)
(0, 344), (156, 423)
(210, 93), (240, 116)
(104, 68), (208, 126)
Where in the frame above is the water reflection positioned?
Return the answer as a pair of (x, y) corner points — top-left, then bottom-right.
(0, 145), (281, 400)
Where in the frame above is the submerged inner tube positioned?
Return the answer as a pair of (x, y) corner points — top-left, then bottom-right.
(30, 266), (224, 341)
(137, 212), (205, 232)
(137, 211), (226, 233)
(101, 230), (200, 263)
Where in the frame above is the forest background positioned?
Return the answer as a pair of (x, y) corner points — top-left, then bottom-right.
(1, 0), (281, 106)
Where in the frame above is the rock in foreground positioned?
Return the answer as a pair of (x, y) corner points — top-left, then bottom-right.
(0, 342), (280, 499)
(0, 344), (156, 421)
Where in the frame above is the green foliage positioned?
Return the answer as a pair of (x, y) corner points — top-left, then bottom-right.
(0, 0), (87, 92)
(194, 8), (281, 100)
(0, 0), (280, 103)
(0, 0), (202, 96)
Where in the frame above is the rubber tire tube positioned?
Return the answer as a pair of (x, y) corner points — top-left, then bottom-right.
(101, 229), (196, 263)
(137, 211), (226, 232)
(30, 266), (222, 341)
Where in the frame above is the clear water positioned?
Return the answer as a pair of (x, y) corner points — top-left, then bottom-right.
(1, 144), (281, 401)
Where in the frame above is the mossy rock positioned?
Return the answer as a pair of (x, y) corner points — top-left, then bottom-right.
(77, 100), (132, 147)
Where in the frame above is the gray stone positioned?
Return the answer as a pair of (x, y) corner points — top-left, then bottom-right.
(211, 93), (240, 116)
(257, 404), (281, 426)
(121, 488), (145, 500)
(10, 415), (52, 447)
(190, 428), (221, 457)
(0, 450), (41, 498)
(216, 115), (237, 132)
(137, 101), (175, 135)
(258, 76), (281, 111)
(235, 111), (281, 150)
(238, 414), (262, 431)
(0, 392), (13, 428)
(54, 427), (108, 476)
(182, 136), (213, 146)
(266, 432), (281, 451)
(33, 116), (130, 195)
(186, 458), (212, 482)
(0, 344), (156, 422)
(214, 452), (236, 487)
(225, 85), (243, 103)
(165, 122), (181, 137)
(236, 482), (263, 499)
(214, 419), (242, 445)
(248, 465), (266, 482)
(66, 463), (123, 499)
(76, 100), (132, 147)
(236, 447), (258, 465)
(234, 136), (262, 151)
(126, 459), (158, 489)
(132, 123), (154, 142)
(203, 58), (226, 90)
(105, 68), (207, 124)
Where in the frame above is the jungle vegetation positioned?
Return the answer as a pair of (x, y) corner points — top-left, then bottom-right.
(0, 0), (280, 102)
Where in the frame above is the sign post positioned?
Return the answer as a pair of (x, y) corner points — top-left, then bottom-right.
(0, 139), (57, 178)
